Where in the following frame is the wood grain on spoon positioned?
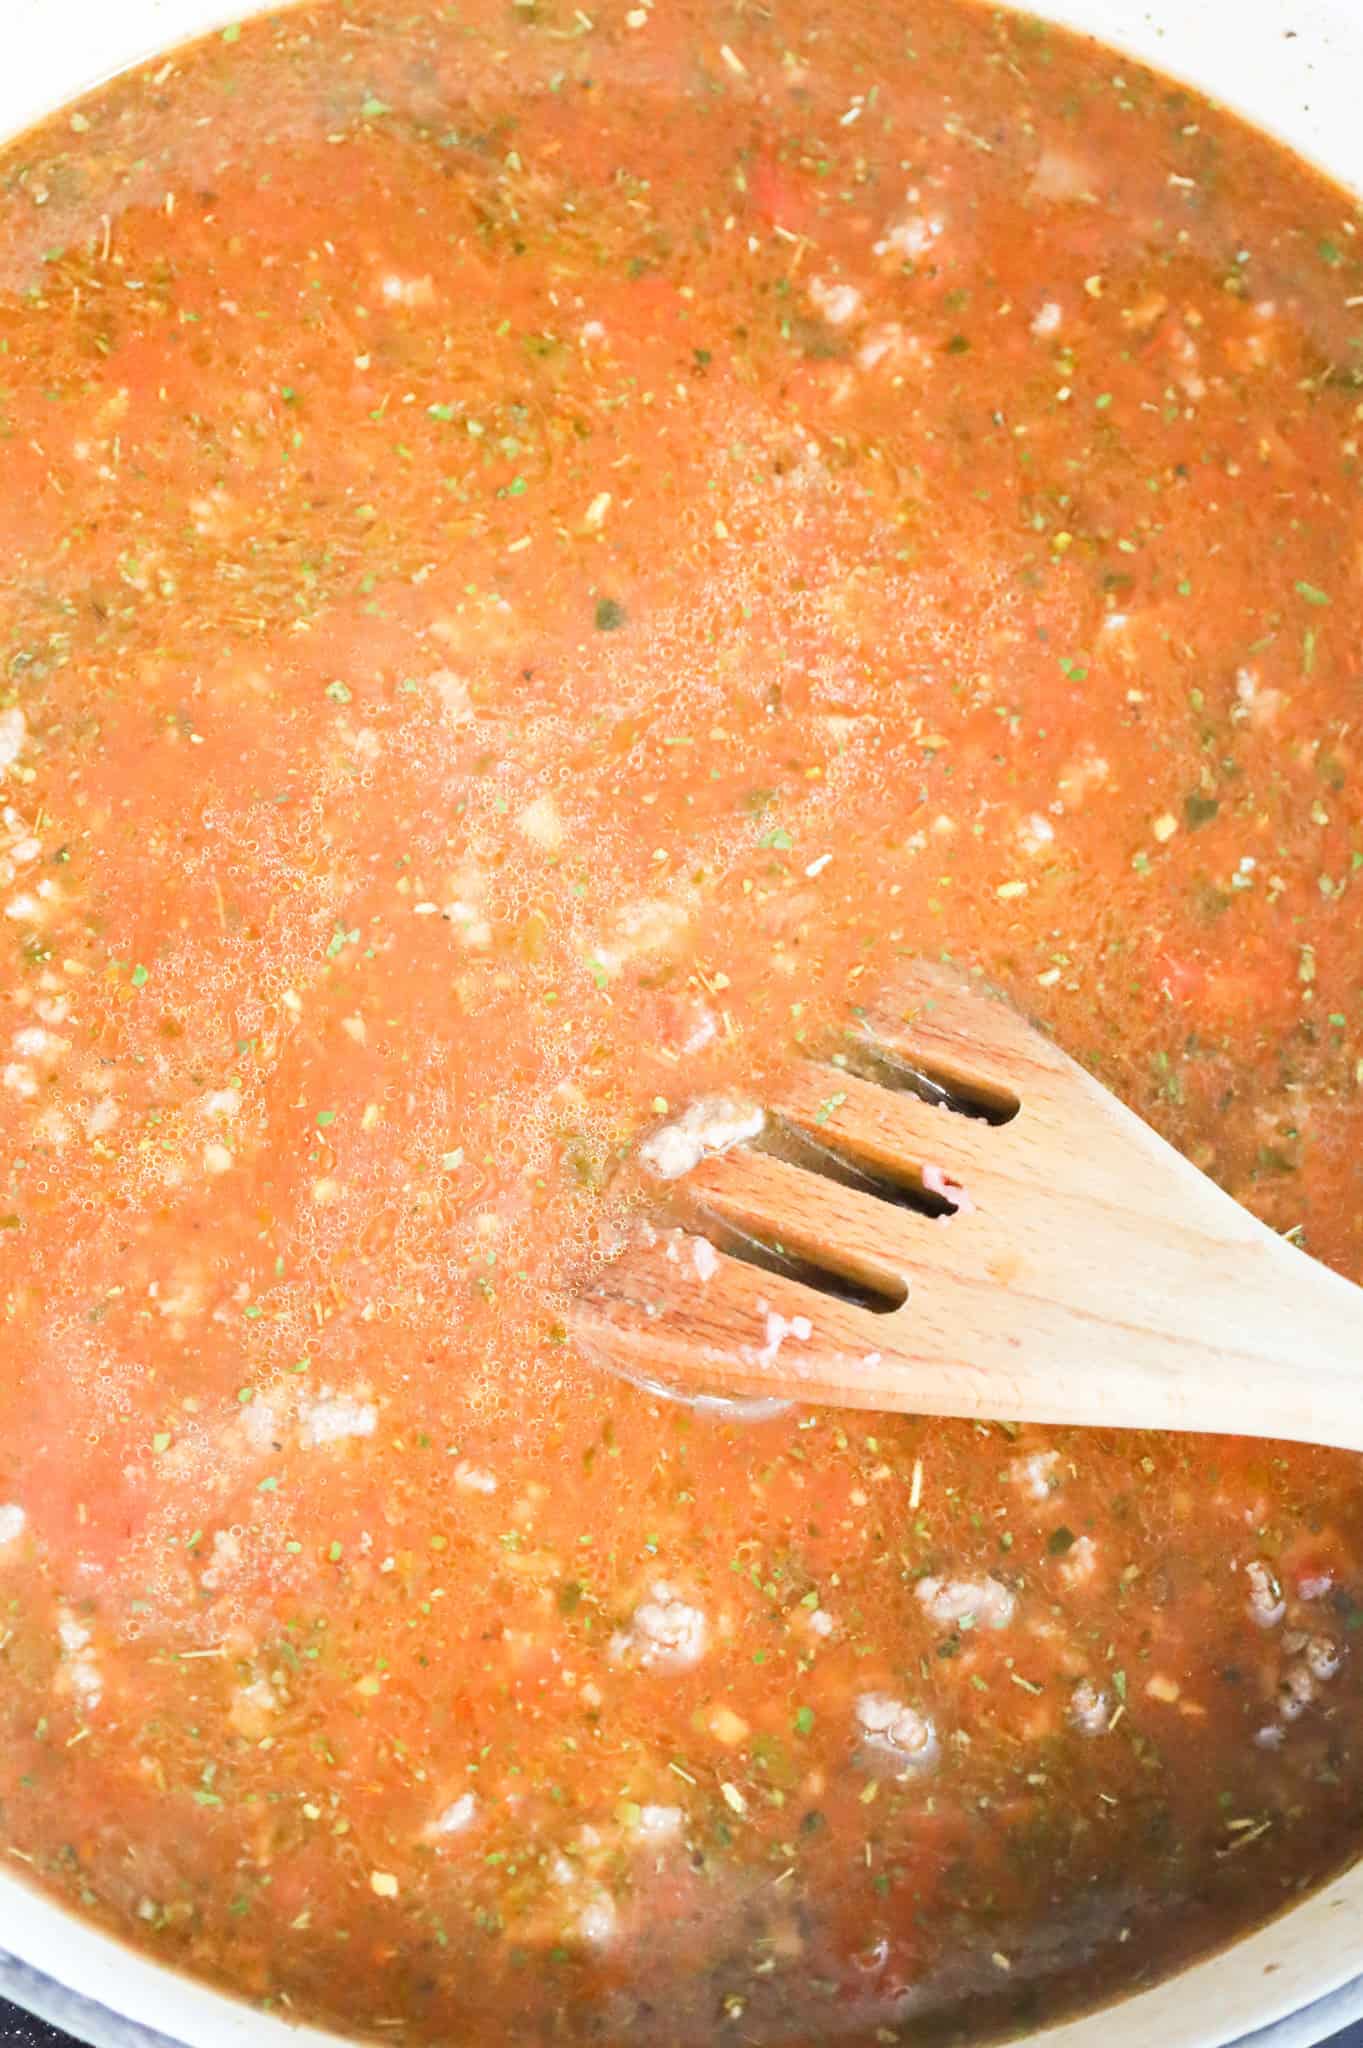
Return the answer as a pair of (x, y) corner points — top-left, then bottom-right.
(570, 961), (1363, 1449)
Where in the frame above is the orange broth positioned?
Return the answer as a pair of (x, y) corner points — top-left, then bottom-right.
(0, 0), (1362, 2039)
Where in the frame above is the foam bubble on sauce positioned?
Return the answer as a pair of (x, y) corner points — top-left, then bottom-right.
(0, 708), (27, 775)
(428, 1792), (479, 1839)
(453, 1460), (498, 1495)
(239, 1388), (287, 1453)
(855, 1693), (939, 1773)
(378, 272), (436, 310)
(1068, 1679), (1111, 1735)
(610, 1585), (708, 1672)
(85, 1098), (119, 1139)
(1055, 1534), (1099, 1588)
(593, 893), (699, 982)
(633, 1804), (683, 1843)
(200, 1529), (242, 1591)
(55, 1608), (103, 1711)
(230, 1678), (278, 1741)
(0, 1504), (26, 1549)
(516, 794), (563, 851)
(576, 1896), (618, 1947)
(873, 210), (946, 261)
(1006, 1450), (1060, 1501)
(12, 1025), (65, 1058)
(1245, 1558), (1286, 1629)
(298, 1392), (379, 1448)
(915, 1575), (1016, 1631)
(1017, 812), (1056, 857)
(1267, 1626), (1346, 1736)
(638, 1094), (765, 1181)
(1304, 1636), (1343, 1682)
(807, 277), (864, 327)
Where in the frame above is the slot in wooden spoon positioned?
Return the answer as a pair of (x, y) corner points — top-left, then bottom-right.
(570, 961), (1363, 1449)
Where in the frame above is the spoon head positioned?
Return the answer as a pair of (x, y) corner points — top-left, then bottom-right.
(568, 960), (1333, 1439)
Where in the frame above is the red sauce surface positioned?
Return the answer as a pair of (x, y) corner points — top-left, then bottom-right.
(0, 0), (1362, 2039)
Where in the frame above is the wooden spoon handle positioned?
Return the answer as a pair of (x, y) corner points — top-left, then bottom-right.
(572, 1224), (1363, 1451)
(573, 961), (1363, 1450)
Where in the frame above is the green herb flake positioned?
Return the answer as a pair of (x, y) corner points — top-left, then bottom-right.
(316, 1109), (336, 1127)
(793, 1705), (815, 1736)
(152, 1432), (172, 1455)
(1047, 1525), (1077, 1555)
(1294, 580), (1331, 607)
(594, 597), (626, 632)
(759, 826), (794, 851)
(325, 679), (352, 704)
(130, 963), (149, 987)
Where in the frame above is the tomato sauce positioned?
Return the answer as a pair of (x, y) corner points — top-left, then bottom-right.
(0, 0), (1362, 2039)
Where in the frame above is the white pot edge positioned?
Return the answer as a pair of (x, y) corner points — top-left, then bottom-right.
(2, 1), (1362, 2045)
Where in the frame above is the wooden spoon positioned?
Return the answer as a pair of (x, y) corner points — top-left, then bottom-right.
(570, 961), (1363, 1448)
